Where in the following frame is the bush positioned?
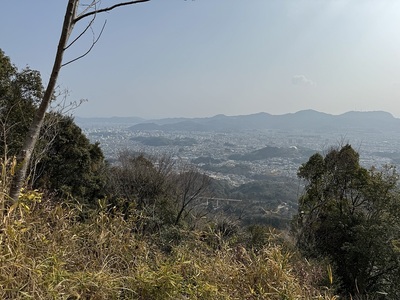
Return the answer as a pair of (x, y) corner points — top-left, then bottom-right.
(294, 145), (400, 297)
(0, 190), (337, 299)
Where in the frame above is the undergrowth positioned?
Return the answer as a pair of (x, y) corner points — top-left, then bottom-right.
(0, 159), (337, 300)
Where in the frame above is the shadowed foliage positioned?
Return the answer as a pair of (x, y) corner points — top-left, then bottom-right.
(294, 144), (400, 298)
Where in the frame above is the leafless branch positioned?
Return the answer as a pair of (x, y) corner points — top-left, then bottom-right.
(50, 88), (86, 115)
(73, 0), (151, 23)
(79, 0), (101, 16)
(61, 19), (107, 67)
(64, 14), (96, 51)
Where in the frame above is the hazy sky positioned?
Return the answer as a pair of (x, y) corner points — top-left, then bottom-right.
(2, 0), (400, 118)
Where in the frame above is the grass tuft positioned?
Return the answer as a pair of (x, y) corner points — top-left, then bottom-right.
(0, 182), (336, 298)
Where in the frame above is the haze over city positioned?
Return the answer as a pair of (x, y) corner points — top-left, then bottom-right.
(2, 0), (400, 118)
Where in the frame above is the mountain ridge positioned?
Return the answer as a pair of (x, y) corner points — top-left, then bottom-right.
(75, 110), (400, 132)
(128, 110), (400, 132)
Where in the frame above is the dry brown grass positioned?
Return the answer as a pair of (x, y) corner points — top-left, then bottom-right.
(0, 161), (337, 299)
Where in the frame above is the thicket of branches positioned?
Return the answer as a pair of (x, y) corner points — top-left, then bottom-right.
(3, 1), (400, 297)
(0, 47), (341, 298)
(294, 144), (400, 298)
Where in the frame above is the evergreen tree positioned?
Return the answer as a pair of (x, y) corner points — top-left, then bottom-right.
(294, 144), (400, 297)
(0, 49), (106, 202)
(33, 115), (106, 202)
(0, 49), (42, 156)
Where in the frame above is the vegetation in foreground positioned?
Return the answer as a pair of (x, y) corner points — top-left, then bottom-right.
(294, 145), (400, 298)
(2, 48), (400, 299)
(0, 193), (336, 299)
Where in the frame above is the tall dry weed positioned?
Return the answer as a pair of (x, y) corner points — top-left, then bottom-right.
(0, 192), (337, 299)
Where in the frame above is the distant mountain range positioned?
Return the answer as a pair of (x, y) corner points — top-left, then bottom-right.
(76, 110), (400, 132)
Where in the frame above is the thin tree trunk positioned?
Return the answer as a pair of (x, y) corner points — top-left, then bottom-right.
(9, 0), (151, 201)
(9, 0), (78, 201)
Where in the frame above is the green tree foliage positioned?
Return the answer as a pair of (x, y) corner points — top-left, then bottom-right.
(294, 144), (400, 297)
(0, 49), (106, 202)
(0, 49), (43, 156)
(33, 115), (106, 201)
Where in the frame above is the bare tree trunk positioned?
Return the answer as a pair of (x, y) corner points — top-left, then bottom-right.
(9, 0), (78, 201)
(9, 0), (151, 201)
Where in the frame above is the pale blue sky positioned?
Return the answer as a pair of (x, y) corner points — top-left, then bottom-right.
(1, 0), (400, 118)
